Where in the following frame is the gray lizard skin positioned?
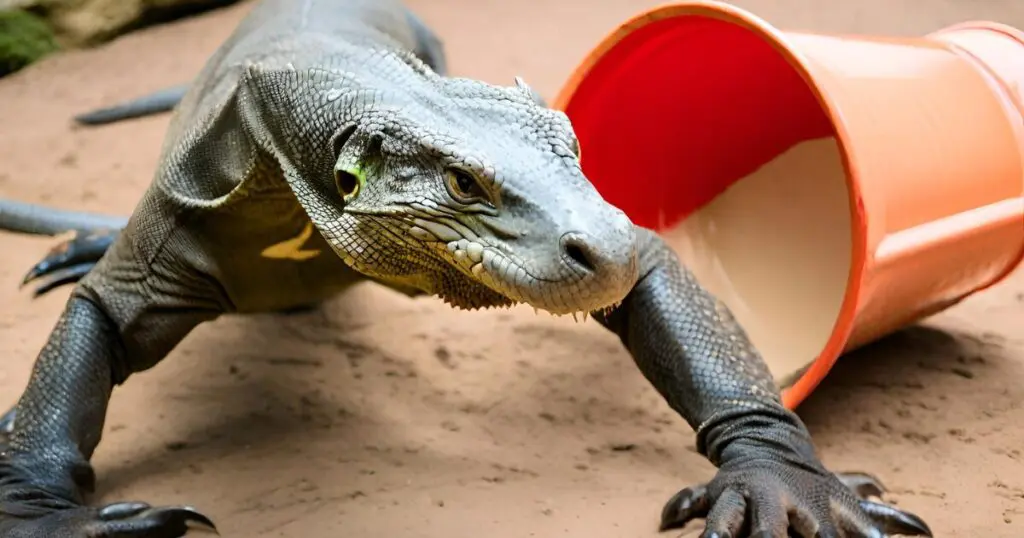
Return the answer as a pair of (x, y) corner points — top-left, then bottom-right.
(0, 1), (933, 536)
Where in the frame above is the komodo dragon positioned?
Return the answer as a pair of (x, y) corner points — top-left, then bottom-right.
(0, 0), (933, 536)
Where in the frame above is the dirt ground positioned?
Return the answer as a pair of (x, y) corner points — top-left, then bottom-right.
(1, 0), (1023, 536)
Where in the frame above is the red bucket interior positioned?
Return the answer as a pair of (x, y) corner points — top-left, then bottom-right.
(563, 15), (835, 230)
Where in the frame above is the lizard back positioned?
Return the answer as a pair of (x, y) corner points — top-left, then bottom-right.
(95, 0), (443, 313)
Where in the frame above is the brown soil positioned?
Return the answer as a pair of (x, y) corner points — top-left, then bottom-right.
(1, 1), (1022, 536)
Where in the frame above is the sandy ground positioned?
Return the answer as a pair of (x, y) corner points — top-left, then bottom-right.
(1, 0), (1023, 536)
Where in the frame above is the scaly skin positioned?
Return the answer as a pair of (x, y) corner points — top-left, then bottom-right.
(0, 0), (933, 536)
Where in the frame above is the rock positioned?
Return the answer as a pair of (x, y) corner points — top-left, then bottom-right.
(0, 9), (59, 77)
(0, 0), (240, 47)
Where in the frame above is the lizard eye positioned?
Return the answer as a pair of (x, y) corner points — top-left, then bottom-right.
(445, 167), (490, 205)
(335, 170), (360, 199)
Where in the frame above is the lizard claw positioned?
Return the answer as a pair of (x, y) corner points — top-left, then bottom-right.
(0, 449), (218, 537)
(659, 484), (709, 530)
(0, 500), (218, 537)
(23, 263), (96, 297)
(0, 407), (16, 435)
(858, 499), (932, 537)
(20, 228), (119, 297)
(94, 503), (219, 535)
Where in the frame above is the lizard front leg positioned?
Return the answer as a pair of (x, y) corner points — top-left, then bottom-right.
(592, 228), (932, 538)
(0, 231), (223, 537)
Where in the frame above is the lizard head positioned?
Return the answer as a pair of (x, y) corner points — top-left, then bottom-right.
(247, 59), (639, 316)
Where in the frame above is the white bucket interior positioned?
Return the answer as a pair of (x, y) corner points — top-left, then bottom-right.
(661, 137), (854, 387)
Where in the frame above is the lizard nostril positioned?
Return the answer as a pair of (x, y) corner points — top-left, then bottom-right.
(560, 234), (598, 273)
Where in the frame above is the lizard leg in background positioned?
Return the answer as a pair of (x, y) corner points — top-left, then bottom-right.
(592, 228), (932, 537)
(0, 231), (224, 537)
(0, 198), (125, 296)
(18, 229), (320, 314)
(21, 228), (121, 297)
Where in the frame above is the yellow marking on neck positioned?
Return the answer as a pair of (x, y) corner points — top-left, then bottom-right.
(260, 221), (322, 261)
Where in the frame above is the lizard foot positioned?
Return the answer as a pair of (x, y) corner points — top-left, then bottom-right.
(0, 418), (216, 537)
(0, 501), (216, 538)
(0, 454), (216, 537)
(658, 469), (932, 537)
(20, 228), (119, 297)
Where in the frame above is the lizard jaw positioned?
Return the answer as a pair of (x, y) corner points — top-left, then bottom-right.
(431, 240), (632, 317)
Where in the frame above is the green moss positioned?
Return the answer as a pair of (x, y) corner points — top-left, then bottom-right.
(0, 9), (59, 78)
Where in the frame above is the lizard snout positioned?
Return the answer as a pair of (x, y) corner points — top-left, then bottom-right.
(560, 231), (632, 277)
(553, 209), (639, 309)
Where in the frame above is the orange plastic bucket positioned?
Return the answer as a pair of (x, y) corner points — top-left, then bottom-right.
(554, 2), (1024, 409)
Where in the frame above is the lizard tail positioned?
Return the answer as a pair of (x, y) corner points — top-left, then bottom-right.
(73, 84), (189, 126)
(0, 199), (128, 236)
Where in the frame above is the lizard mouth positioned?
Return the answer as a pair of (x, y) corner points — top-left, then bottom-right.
(336, 208), (638, 316)
(430, 239), (632, 316)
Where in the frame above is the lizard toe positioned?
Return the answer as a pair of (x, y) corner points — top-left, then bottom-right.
(0, 407), (15, 435)
(26, 263), (96, 297)
(855, 500), (932, 537)
(0, 408), (15, 454)
(0, 502), (217, 538)
(659, 483), (709, 531)
(697, 488), (746, 537)
(91, 503), (218, 537)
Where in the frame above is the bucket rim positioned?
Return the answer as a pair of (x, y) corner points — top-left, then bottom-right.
(552, 0), (869, 410)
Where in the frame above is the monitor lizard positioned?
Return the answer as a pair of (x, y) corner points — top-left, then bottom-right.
(0, 0), (933, 536)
